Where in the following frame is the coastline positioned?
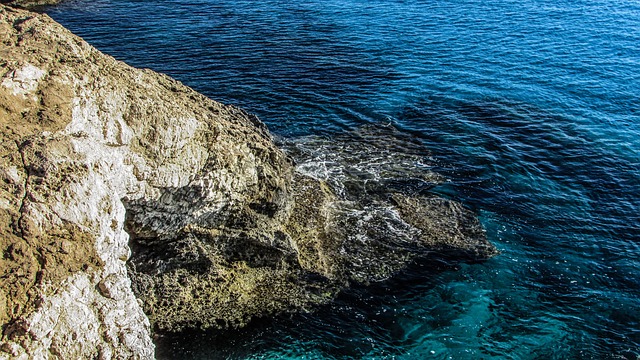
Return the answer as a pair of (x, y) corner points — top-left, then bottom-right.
(0, 3), (496, 358)
(34, 0), (640, 358)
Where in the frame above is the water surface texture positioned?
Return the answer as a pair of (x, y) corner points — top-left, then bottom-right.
(47, 0), (640, 358)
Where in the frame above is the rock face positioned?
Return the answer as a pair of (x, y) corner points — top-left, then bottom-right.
(0, 0), (60, 10)
(0, 5), (154, 358)
(0, 4), (497, 359)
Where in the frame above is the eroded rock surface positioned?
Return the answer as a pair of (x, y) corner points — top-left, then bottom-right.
(1, 4), (496, 359)
(0, 0), (61, 10)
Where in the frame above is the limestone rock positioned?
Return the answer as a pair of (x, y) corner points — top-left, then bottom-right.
(0, 4), (287, 358)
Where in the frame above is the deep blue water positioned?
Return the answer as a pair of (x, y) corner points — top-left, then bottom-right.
(46, 0), (640, 358)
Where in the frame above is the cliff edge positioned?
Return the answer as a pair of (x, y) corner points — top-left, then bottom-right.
(0, 0), (61, 10)
(0, 5), (496, 359)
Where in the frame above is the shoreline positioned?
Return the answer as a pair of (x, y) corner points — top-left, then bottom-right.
(0, 3), (496, 359)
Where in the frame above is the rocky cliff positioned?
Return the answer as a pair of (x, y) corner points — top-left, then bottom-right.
(0, 4), (496, 359)
(0, 0), (60, 10)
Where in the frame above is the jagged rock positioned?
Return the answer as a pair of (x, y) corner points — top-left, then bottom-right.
(0, 4), (496, 359)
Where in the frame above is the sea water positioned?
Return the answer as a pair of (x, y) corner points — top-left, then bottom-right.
(46, 0), (640, 358)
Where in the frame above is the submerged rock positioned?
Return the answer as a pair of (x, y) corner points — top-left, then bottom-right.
(0, 4), (496, 359)
(279, 128), (499, 284)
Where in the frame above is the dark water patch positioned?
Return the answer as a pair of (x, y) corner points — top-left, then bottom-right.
(46, 0), (404, 136)
(396, 96), (639, 241)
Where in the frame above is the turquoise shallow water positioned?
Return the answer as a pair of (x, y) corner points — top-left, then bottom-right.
(46, 0), (640, 358)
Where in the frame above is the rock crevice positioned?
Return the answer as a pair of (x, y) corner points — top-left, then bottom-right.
(14, 140), (28, 237)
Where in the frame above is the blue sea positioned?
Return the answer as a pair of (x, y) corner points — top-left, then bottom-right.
(46, 0), (640, 358)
